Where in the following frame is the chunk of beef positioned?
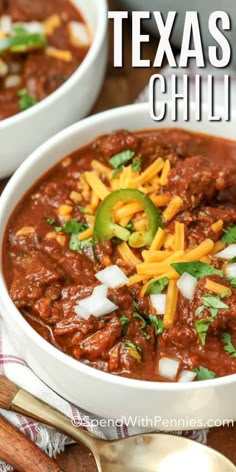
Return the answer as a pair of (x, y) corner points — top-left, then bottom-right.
(166, 156), (236, 210)
(9, 251), (62, 307)
(73, 316), (122, 361)
(95, 130), (140, 161)
(137, 132), (178, 166)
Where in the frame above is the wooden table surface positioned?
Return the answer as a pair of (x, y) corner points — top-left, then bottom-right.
(1, 0), (236, 470)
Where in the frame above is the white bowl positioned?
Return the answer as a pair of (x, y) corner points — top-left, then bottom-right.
(0, 0), (108, 179)
(1, 103), (236, 429)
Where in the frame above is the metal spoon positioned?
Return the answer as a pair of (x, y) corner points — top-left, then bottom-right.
(0, 375), (235, 472)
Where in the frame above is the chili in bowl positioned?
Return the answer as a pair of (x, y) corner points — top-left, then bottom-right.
(0, 0), (107, 178)
(1, 103), (236, 427)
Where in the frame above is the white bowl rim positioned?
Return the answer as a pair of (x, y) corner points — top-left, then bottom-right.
(1, 102), (236, 392)
(0, 0), (108, 130)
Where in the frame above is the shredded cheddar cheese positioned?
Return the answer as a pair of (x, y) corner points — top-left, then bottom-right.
(43, 15), (62, 36)
(45, 47), (72, 62)
(163, 196), (183, 222)
(150, 228), (166, 251)
(163, 281), (178, 328)
(118, 242), (142, 267)
(205, 279), (231, 296)
(174, 222), (185, 251)
(211, 219), (224, 233)
(126, 158), (164, 188)
(78, 226), (94, 241)
(85, 172), (110, 200)
(142, 250), (173, 262)
(159, 160), (171, 186)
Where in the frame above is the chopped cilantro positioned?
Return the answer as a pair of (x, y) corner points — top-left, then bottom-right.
(193, 366), (216, 381)
(55, 226), (62, 233)
(109, 150), (135, 179)
(133, 300), (139, 311)
(222, 225), (236, 244)
(228, 278), (236, 288)
(222, 332), (236, 358)
(120, 315), (130, 334)
(195, 317), (213, 345)
(194, 294), (228, 345)
(131, 157), (142, 172)
(133, 312), (150, 340)
(62, 220), (88, 234)
(195, 305), (205, 317)
(145, 276), (169, 295)
(149, 314), (164, 335)
(46, 218), (56, 225)
(18, 88), (37, 111)
(77, 205), (86, 214)
(125, 221), (134, 232)
(171, 261), (223, 280)
(123, 340), (142, 353)
(201, 294), (228, 310)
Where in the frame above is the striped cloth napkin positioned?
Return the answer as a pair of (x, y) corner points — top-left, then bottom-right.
(0, 321), (208, 471)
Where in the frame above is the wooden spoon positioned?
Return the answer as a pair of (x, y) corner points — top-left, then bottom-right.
(0, 414), (63, 472)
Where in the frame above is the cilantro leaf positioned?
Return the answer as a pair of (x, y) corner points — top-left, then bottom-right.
(131, 157), (142, 172)
(18, 88), (37, 111)
(195, 305), (205, 317)
(77, 205), (86, 214)
(228, 278), (236, 288)
(202, 294), (228, 310)
(123, 340), (142, 353)
(133, 312), (150, 340)
(149, 314), (164, 335)
(193, 366), (216, 381)
(120, 315), (130, 334)
(133, 300), (139, 311)
(62, 220), (88, 234)
(46, 218), (56, 225)
(69, 233), (80, 252)
(222, 225), (236, 244)
(145, 276), (169, 295)
(109, 150), (135, 169)
(171, 261), (223, 280)
(133, 312), (147, 330)
(109, 150), (135, 179)
(195, 317), (213, 345)
(125, 221), (134, 232)
(222, 332), (236, 358)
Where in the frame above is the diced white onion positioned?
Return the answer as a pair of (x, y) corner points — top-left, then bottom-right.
(13, 21), (43, 34)
(226, 263), (236, 279)
(4, 74), (21, 88)
(158, 357), (180, 380)
(76, 283), (118, 318)
(95, 265), (129, 288)
(74, 305), (90, 320)
(150, 294), (166, 315)
(0, 59), (8, 77)
(78, 294), (118, 317)
(178, 370), (196, 383)
(177, 272), (197, 300)
(69, 21), (91, 47)
(93, 284), (108, 298)
(215, 244), (236, 260)
(0, 15), (12, 34)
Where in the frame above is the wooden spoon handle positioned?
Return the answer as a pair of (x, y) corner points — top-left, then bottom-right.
(0, 415), (63, 472)
(0, 375), (20, 409)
